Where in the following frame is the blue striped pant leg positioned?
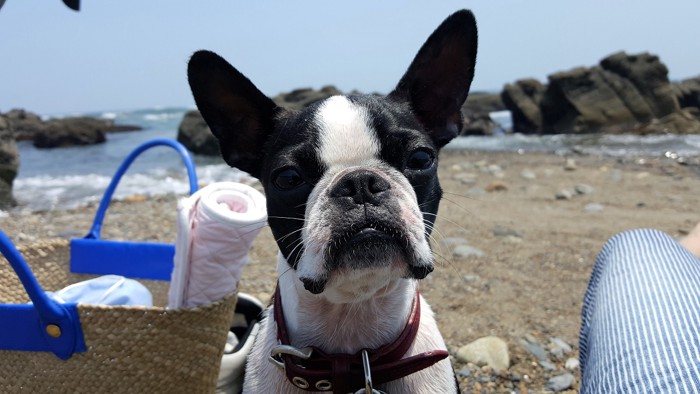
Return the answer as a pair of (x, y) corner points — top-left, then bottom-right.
(579, 229), (700, 393)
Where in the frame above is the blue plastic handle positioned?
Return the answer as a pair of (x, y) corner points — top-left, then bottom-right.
(0, 230), (86, 359)
(84, 139), (198, 240)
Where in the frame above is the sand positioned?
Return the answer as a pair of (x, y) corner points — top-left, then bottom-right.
(2, 150), (698, 392)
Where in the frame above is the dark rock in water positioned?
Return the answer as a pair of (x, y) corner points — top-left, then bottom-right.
(637, 107), (700, 135)
(272, 85), (342, 110)
(176, 110), (219, 156)
(33, 117), (107, 148)
(0, 115), (18, 208)
(4, 109), (45, 141)
(3, 109), (141, 143)
(501, 79), (544, 134)
(672, 75), (700, 110)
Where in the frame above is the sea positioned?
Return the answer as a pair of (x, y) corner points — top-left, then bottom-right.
(10, 108), (700, 212)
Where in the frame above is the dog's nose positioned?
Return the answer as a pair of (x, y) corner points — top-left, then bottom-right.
(330, 169), (390, 204)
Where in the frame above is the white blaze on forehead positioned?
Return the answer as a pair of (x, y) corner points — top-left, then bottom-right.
(316, 96), (381, 167)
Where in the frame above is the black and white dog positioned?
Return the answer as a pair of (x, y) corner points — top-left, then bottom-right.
(188, 10), (477, 394)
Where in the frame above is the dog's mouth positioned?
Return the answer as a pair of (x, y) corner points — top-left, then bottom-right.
(326, 222), (406, 265)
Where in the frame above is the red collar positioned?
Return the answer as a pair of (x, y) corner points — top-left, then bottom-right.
(271, 284), (449, 393)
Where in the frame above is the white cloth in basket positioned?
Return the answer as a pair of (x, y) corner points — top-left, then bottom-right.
(168, 182), (267, 309)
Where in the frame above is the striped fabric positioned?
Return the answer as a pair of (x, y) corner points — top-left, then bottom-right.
(579, 229), (700, 393)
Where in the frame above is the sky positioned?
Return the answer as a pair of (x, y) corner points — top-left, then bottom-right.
(1, 1), (699, 115)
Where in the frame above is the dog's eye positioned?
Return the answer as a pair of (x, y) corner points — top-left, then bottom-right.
(406, 150), (435, 170)
(273, 168), (304, 190)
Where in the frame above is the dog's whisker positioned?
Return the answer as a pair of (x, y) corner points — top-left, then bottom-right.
(267, 215), (307, 222)
(275, 228), (305, 243)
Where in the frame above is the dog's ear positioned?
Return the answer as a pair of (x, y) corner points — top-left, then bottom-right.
(187, 50), (278, 179)
(389, 10), (478, 149)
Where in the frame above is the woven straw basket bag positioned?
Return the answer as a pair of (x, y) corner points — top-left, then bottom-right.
(0, 140), (237, 393)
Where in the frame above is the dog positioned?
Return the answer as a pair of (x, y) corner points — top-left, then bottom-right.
(187, 9), (477, 393)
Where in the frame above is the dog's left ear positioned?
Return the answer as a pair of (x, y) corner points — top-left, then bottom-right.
(389, 10), (478, 149)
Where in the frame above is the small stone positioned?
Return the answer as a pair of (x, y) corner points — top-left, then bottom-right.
(456, 336), (510, 371)
(463, 274), (481, 282)
(584, 203), (605, 213)
(450, 164), (463, 172)
(564, 158), (577, 171)
(550, 337), (573, 354)
(520, 169), (536, 180)
(485, 181), (508, 192)
(466, 187), (486, 197)
(556, 189), (574, 200)
(440, 237), (469, 247)
(521, 339), (549, 361)
(539, 360), (557, 371)
(565, 357), (580, 371)
(575, 184), (594, 195)
(453, 245), (485, 258)
(458, 367), (471, 378)
(547, 373), (575, 392)
(493, 225), (523, 238)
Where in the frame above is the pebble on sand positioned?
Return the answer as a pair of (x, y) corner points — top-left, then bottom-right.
(547, 373), (575, 392)
(456, 336), (510, 371)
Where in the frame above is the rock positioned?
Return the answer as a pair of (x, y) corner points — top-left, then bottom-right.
(272, 85), (342, 110)
(564, 158), (577, 171)
(584, 203), (605, 213)
(485, 181), (508, 192)
(0, 115), (18, 208)
(521, 339), (549, 361)
(453, 245), (485, 258)
(520, 169), (536, 179)
(33, 117), (107, 148)
(637, 108), (700, 135)
(176, 110), (219, 156)
(456, 336), (510, 371)
(672, 75), (700, 109)
(3, 108), (45, 141)
(461, 92), (506, 119)
(501, 79), (544, 134)
(600, 51), (679, 118)
(539, 360), (557, 371)
(575, 184), (595, 195)
(556, 189), (574, 200)
(549, 337), (573, 359)
(493, 225), (523, 238)
(547, 373), (575, 392)
(462, 114), (501, 136)
(565, 357), (580, 371)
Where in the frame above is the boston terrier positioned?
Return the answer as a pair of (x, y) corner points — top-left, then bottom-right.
(188, 10), (477, 394)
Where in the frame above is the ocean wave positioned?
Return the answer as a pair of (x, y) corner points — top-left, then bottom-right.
(13, 164), (256, 212)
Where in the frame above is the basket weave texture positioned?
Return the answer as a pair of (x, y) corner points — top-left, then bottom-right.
(0, 239), (236, 393)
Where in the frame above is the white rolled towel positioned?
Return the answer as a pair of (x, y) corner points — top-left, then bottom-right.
(168, 182), (267, 309)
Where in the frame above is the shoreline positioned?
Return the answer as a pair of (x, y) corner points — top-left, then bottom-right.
(1, 149), (699, 392)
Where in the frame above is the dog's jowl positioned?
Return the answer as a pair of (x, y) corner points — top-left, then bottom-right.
(188, 9), (477, 394)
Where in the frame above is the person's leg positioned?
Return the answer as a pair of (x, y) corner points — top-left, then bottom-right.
(579, 229), (700, 393)
(680, 222), (700, 259)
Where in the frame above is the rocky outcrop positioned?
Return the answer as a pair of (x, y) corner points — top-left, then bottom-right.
(501, 79), (544, 134)
(272, 85), (343, 110)
(502, 51), (689, 135)
(2, 109), (143, 147)
(33, 117), (107, 148)
(672, 75), (700, 109)
(176, 110), (218, 156)
(4, 109), (45, 141)
(0, 116), (18, 208)
(635, 108), (700, 135)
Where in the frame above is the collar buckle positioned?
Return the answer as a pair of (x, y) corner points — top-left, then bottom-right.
(268, 344), (313, 370)
(354, 349), (387, 394)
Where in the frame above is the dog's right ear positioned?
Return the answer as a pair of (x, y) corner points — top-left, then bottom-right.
(187, 50), (278, 179)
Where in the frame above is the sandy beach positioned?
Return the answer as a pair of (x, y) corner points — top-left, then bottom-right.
(2, 149), (699, 393)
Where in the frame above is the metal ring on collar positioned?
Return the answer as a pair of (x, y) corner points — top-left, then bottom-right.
(315, 380), (332, 390)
